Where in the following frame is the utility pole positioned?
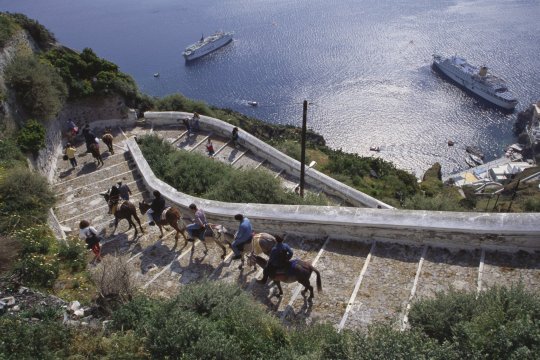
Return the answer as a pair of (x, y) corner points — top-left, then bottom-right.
(506, 179), (521, 212)
(299, 100), (308, 197)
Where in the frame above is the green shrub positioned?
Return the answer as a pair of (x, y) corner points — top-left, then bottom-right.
(0, 316), (71, 359)
(0, 13), (19, 48)
(139, 134), (327, 205)
(0, 137), (26, 168)
(43, 47), (139, 105)
(16, 119), (46, 153)
(409, 284), (540, 359)
(403, 192), (464, 211)
(154, 93), (216, 117)
(524, 197), (540, 212)
(14, 253), (59, 287)
(19, 305), (63, 322)
(112, 295), (165, 332)
(5, 54), (67, 120)
(347, 325), (457, 360)
(14, 225), (56, 255)
(6, 12), (56, 50)
(135, 281), (289, 359)
(58, 236), (87, 272)
(0, 167), (56, 233)
(322, 149), (419, 202)
(0, 234), (21, 273)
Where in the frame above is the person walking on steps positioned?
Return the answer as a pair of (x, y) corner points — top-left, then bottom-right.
(65, 142), (77, 169)
(79, 220), (102, 265)
(256, 235), (293, 284)
(191, 112), (200, 133)
(231, 127), (239, 148)
(231, 214), (252, 260)
(206, 138), (215, 157)
(186, 203), (207, 242)
(147, 190), (165, 226)
(182, 118), (191, 136)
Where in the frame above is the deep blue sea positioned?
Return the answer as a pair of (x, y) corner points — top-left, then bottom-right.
(2, 0), (539, 176)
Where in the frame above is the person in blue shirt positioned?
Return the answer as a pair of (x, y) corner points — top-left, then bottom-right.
(231, 214), (252, 260)
(256, 235), (293, 284)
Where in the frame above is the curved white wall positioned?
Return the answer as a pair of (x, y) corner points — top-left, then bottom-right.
(128, 132), (540, 251)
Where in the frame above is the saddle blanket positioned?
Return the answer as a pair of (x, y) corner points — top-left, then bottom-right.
(160, 207), (170, 221)
(274, 259), (300, 280)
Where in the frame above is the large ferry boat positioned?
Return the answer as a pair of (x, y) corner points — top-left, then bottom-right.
(432, 54), (518, 110)
(182, 31), (233, 61)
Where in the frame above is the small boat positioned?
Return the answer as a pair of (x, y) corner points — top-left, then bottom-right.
(465, 156), (476, 168)
(466, 146), (484, 160)
(153, 73), (160, 78)
(469, 153), (484, 165)
(370, 146), (380, 152)
(447, 140), (455, 146)
(247, 101), (258, 107)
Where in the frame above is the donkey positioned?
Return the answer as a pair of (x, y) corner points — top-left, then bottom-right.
(101, 190), (144, 237)
(249, 254), (322, 299)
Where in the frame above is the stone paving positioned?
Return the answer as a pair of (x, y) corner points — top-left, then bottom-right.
(51, 122), (540, 330)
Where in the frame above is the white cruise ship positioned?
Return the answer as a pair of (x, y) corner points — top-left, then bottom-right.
(432, 54), (518, 110)
(182, 31), (233, 61)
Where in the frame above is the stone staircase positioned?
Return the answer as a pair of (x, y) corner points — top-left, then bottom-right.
(51, 123), (540, 330)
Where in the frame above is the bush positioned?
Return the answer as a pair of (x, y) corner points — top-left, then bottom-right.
(0, 167), (56, 233)
(91, 255), (137, 314)
(43, 47), (139, 105)
(139, 134), (328, 205)
(134, 281), (289, 359)
(13, 225), (56, 255)
(14, 253), (59, 287)
(0, 13), (19, 48)
(0, 137), (26, 168)
(403, 192), (464, 211)
(16, 119), (46, 154)
(0, 317), (71, 359)
(58, 236), (87, 272)
(0, 234), (21, 273)
(408, 284), (540, 359)
(5, 54), (67, 120)
(524, 197), (540, 212)
(5, 12), (56, 50)
(322, 149), (419, 202)
(154, 93), (216, 117)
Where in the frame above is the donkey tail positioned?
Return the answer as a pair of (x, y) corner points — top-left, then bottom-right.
(312, 266), (322, 292)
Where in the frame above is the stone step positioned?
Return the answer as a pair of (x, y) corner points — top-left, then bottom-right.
(480, 249), (540, 293)
(54, 161), (138, 203)
(342, 242), (423, 330)
(57, 187), (149, 227)
(284, 239), (371, 327)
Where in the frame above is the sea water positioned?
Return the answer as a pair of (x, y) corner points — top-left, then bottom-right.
(2, 0), (539, 176)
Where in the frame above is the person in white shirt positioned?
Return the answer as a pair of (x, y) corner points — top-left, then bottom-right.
(79, 220), (101, 264)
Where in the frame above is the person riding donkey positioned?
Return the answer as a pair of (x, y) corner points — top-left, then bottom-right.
(186, 203), (207, 242)
(147, 190), (166, 226)
(118, 178), (132, 201)
(108, 181), (121, 215)
(231, 213), (253, 260)
(82, 124), (98, 153)
(256, 235), (293, 284)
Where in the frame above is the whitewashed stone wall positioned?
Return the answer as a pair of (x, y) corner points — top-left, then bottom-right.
(128, 137), (540, 251)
